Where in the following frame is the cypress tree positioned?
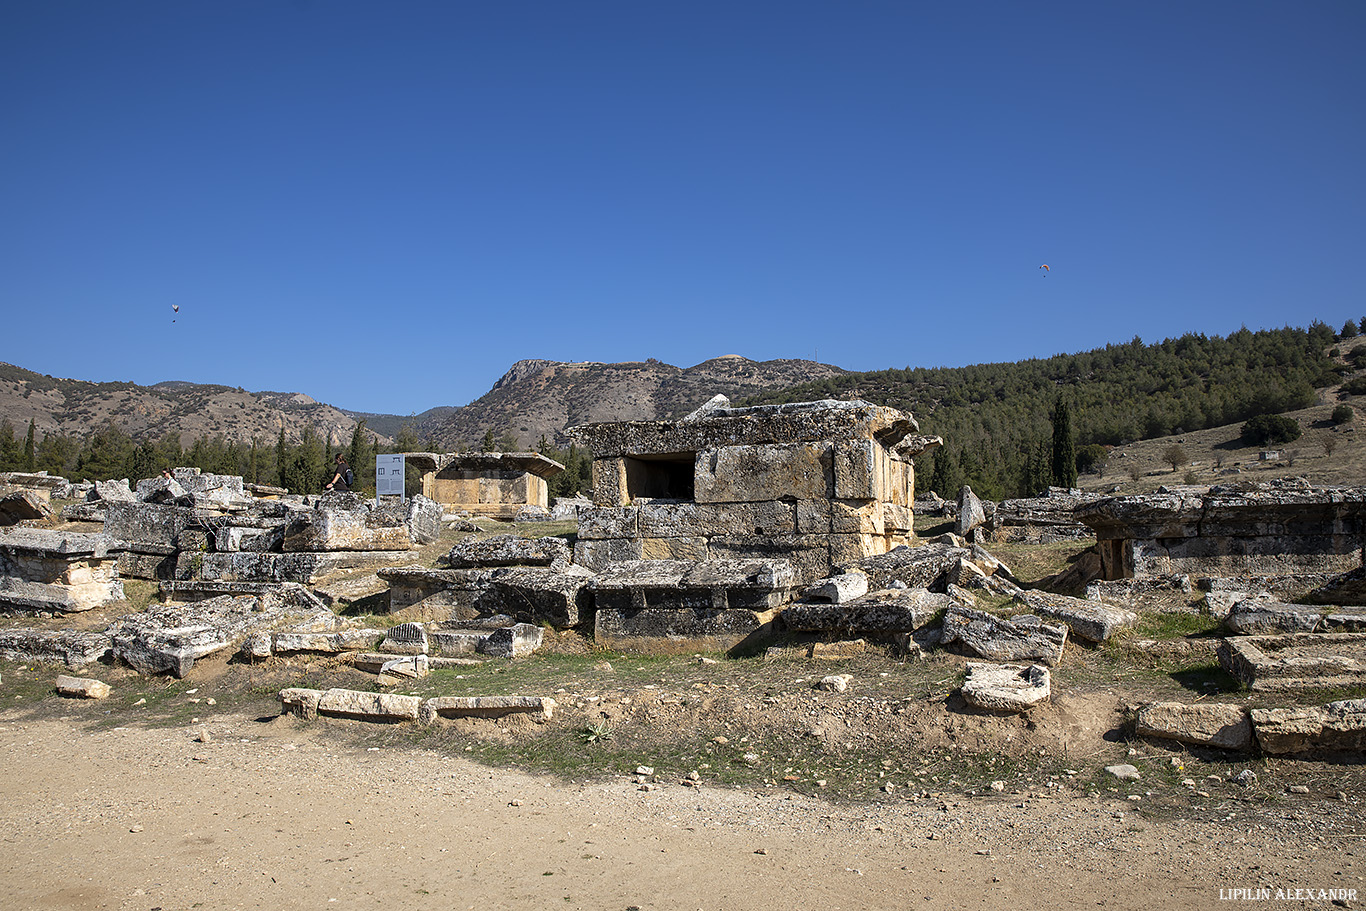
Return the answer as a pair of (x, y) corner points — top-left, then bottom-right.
(1051, 398), (1077, 490)
(24, 419), (36, 471)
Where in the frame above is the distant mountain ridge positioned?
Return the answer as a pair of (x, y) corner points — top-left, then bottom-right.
(0, 355), (847, 450)
(0, 361), (382, 447)
(427, 356), (850, 449)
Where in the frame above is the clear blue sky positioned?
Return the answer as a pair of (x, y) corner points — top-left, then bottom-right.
(3, 2), (1363, 415)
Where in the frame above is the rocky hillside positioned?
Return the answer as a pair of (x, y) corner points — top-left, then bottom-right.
(0, 362), (382, 447)
(429, 356), (850, 449)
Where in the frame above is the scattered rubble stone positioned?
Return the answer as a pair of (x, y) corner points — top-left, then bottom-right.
(1218, 632), (1366, 691)
(54, 674), (111, 699)
(1251, 699), (1366, 755)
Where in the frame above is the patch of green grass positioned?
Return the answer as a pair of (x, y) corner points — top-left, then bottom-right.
(1133, 613), (1222, 640)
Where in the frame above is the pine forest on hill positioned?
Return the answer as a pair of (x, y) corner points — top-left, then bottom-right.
(745, 321), (1353, 501)
(3, 320), (1363, 502)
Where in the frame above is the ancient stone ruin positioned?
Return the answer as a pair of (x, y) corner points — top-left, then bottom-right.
(402, 451), (564, 519)
(567, 396), (941, 584)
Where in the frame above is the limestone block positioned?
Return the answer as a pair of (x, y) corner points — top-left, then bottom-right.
(429, 629), (485, 656)
(1218, 633), (1366, 691)
(110, 592), (335, 678)
(573, 538), (643, 571)
(956, 486), (987, 536)
(488, 564), (595, 628)
(641, 537), (710, 561)
(105, 500), (201, 549)
(477, 622), (543, 658)
(406, 495), (444, 545)
(282, 503), (413, 552)
(783, 588), (953, 633)
(940, 607), (1068, 666)
(0, 489), (51, 525)
(694, 443), (832, 504)
(0, 629), (111, 666)
(1251, 699), (1366, 754)
(444, 534), (571, 568)
(279, 687), (322, 719)
(575, 506), (639, 541)
(961, 663), (1050, 713)
(832, 440), (885, 500)
(595, 606), (778, 655)
(804, 572), (869, 604)
(317, 688), (423, 722)
(842, 542), (972, 591)
(183, 551), (414, 584)
(1225, 600), (1324, 635)
(420, 695), (556, 724)
(1136, 702), (1254, 750)
(708, 533), (832, 586)
(272, 632), (344, 653)
(591, 457), (628, 506)
(55, 675), (111, 699)
(378, 654), (429, 683)
(1014, 591), (1137, 643)
(116, 551), (177, 581)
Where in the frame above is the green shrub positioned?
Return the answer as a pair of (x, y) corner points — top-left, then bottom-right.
(1332, 404), (1355, 424)
(1240, 413), (1302, 446)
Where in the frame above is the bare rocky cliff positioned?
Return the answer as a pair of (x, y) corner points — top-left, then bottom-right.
(431, 356), (849, 449)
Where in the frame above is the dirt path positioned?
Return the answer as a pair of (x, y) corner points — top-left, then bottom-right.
(1, 710), (1361, 911)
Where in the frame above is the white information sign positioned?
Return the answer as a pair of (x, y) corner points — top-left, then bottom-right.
(375, 454), (405, 497)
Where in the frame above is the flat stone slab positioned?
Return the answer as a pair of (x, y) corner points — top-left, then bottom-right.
(0, 489), (52, 525)
(841, 543), (972, 591)
(419, 695), (556, 723)
(316, 688), (423, 722)
(1218, 632), (1366, 691)
(0, 528), (116, 559)
(940, 607), (1068, 666)
(1014, 590), (1136, 643)
(0, 629), (112, 666)
(803, 572), (870, 604)
(1224, 599), (1366, 635)
(1251, 699), (1366, 754)
(961, 663), (1050, 713)
(1136, 702), (1254, 751)
(591, 559), (795, 613)
(595, 606), (780, 655)
(182, 551), (414, 584)
(0, 577), (126, 614)
(782, 588), (954, 634)
(443, 534), (571, 569)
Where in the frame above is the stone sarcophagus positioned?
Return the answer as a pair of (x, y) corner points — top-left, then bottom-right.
(1076, 479), (1366, 582)
(403, 452), (564, 519)
(567, 397), (940, 584)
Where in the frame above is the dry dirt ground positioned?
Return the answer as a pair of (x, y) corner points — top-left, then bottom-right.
(2, 643), (1363, 911)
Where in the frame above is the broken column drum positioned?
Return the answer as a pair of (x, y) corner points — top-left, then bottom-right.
(567, 398), (940, 585)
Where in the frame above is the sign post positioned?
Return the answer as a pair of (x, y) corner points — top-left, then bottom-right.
(375, 454), (405, 498)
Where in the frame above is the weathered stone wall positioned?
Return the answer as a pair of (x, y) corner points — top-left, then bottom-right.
(423, 470), (547, 517)
(1077, 481), (1366, 582)
(568, 399), (934, 585)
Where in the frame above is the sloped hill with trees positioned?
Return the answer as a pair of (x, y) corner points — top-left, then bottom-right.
(744, 322), (1349, 500)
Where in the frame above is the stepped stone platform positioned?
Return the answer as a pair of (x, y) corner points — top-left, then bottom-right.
(0, 528), (125, 614)
(1218, 632), (1366, 691)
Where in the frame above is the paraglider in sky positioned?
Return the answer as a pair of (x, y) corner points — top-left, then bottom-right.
(1039, 264), (1049, 275)
(172, 304), (179, 323)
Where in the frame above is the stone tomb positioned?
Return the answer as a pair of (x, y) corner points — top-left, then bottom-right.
(567, 397), (941, 585)
(592, 558), (795, 654)
(0, 528), (125, 613)
(402, 452), (564, 519)
(1076, 479), (1366, 583)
